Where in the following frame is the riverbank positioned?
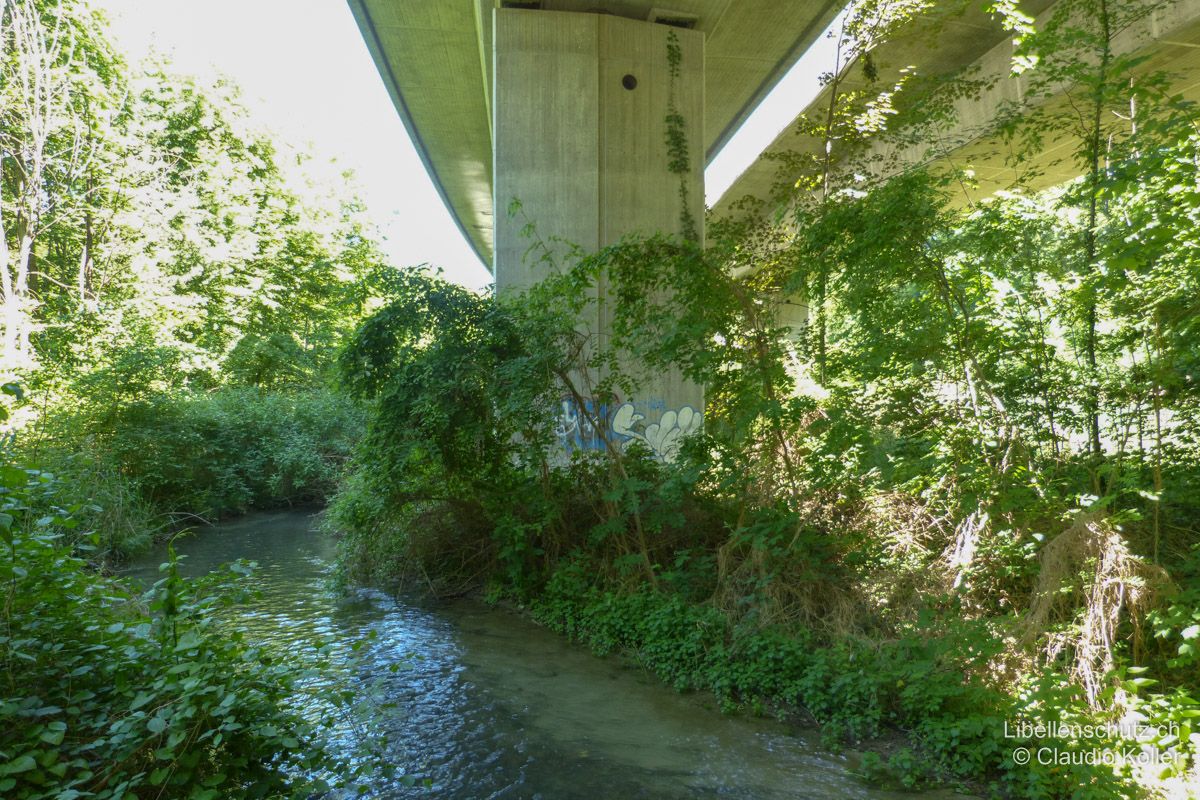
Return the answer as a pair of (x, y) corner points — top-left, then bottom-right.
(0, 476), (353, 800)
(20, 386), (362, 564)
(482, 584), (978, 797)
(330, 254), (1200, 800)
(517, 567), (1019, 796)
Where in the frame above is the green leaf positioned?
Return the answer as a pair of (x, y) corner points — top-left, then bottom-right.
(174, 631), (203, 652)
(2, 754), (37, 775)
(0, 466), (26, 487)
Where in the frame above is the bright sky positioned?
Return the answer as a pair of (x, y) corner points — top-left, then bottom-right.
(94, 0), (493, 291)
(92, 0), (844, 291)
(706, 11), (846, 204)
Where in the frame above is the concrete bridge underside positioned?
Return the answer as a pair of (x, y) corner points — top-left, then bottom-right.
(715, 0), (1200, 217)
(349, 0), (1200, 455)
(348, 0), (844, 269)
(351, 0), (1200, 264)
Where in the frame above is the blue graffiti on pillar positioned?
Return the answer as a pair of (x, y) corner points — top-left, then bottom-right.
(554, 397), (609, 452)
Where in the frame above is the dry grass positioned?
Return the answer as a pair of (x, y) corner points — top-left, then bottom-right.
(839, 490), (956, 627)
(712, 488), (950, 637)
(714, 536), (866, 635)
(865, 490), (950, 563)
(1013, 511), (1168, 705)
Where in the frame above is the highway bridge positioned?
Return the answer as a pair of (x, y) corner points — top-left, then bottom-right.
(349, 0), (1200, 453)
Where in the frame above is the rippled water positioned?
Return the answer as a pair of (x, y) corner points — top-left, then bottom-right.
(125, 511), (967, 799)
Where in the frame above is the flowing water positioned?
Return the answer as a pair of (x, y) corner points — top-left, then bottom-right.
(125, 511), (968, 799)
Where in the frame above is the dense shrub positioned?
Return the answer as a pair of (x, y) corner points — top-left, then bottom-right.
(25, 387), (363, 559)
(0, 464), (350, 799)
(98, 388), (362, 517)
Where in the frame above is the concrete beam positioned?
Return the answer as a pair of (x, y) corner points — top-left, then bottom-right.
(714, 0), (1200, 218)
(348, 0), (495, 266)
(349, 1), (844, 271)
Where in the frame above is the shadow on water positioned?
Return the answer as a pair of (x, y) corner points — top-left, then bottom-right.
(124, 511), (969, 799)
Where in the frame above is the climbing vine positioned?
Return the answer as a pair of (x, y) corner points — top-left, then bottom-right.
(663, 30), (697, 241)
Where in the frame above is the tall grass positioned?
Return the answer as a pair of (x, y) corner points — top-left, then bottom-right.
(21, 386), (364, 561)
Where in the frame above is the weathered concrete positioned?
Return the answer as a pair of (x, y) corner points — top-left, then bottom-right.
(494, 8), (704, 459)
(493, 9), (704, 284)
(713, 0), (1200, 217)
(348, 0), (843, 269)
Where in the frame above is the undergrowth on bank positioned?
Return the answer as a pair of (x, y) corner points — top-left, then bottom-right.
(528, 560), (1144, 798)
(0, 464), (387, 799)
(18, 386), (363, 562)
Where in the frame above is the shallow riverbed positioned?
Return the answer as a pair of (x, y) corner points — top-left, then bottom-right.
(125, 510), (967, 799)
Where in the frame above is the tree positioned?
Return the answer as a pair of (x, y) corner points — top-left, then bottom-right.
(0, 0), (118, 371)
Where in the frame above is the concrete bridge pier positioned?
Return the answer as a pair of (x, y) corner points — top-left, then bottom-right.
(492, 8), (705, 460)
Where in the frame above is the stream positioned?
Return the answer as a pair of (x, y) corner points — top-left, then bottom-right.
(124, 510), (967, 799)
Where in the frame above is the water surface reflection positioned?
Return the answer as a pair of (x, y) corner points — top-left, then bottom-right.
(126, 511), (967, 799)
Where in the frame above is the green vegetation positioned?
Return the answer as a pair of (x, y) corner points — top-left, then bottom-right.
(0, 0), (380, 557)
(330, 0), (1200, 797)
(6, 0), (1200, 796)
(1, 0), (384, 795)
(30, 387), (362, 560)
(1, 466), (350, 799)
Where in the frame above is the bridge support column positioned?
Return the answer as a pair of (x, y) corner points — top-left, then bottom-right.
(492, 8), (705, 461)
